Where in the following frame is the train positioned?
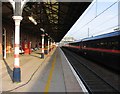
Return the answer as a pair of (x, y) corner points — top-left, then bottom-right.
(62, 30), (120, 72)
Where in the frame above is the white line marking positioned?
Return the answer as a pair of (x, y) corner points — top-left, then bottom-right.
(59, 48), (89, 93)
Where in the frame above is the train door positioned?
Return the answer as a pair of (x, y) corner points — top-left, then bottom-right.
(2, 28), (6, 59)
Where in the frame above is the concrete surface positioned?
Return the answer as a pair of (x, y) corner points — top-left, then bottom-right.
(1, 47), (84, 93)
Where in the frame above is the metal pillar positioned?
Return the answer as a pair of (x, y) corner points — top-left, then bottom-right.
(3, 28), (6, 59)
(48, 38), (50, 54)
(10, 0), (27, 83)
(13, 16), (22, 82)
(51, 40), (53, 51)
(41, 34), (44, 58)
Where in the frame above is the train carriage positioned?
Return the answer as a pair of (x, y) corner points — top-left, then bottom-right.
(63, 30), (120, 72)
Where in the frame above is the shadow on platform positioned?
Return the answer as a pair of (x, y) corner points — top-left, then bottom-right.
(3, 59), (13, 81)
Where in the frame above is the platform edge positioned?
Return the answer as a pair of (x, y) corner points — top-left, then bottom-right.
(59, 48), (89, 93)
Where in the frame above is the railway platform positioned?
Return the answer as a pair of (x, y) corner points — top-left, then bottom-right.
(1, 47), (87, 93)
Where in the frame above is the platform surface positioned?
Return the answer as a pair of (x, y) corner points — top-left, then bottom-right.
(2, 47), (85, 93)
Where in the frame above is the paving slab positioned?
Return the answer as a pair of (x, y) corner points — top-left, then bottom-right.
(1, 48), (56, 92)
(6, 47), (84, 92)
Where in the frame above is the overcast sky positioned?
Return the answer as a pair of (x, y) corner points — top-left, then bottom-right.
(64, 0), (119, 40)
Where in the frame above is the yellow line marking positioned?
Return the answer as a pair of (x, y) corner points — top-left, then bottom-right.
(44, 52), (57, 93)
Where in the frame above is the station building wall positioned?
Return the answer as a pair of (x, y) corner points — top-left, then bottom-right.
(0, 27), (2, 60)
(20, 30), (41, 49)
(1, 21), (41, 59)
(2, 21), (14, 58)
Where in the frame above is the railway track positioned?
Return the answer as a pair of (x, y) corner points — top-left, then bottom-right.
(61, 47), (120, 94)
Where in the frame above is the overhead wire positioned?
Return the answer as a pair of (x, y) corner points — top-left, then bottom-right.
(68, 0), (119, 37)
(91, 24), (120, 37)
(89, 14), (119, 36)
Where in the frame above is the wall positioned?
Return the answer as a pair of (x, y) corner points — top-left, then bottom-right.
(3, 21), (14, 57)
(0, 1), (2, 60)
(0, 28), (2, 59)
(2, 20), (42, 58)
(20, 29), (41, 49)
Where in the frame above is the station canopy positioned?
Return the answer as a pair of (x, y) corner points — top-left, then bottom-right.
(2, 1), (91, 42)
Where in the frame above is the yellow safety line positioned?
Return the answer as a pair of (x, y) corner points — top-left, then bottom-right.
(44, 52), (57, 93)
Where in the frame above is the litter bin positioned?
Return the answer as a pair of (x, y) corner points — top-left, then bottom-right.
(40, 53), (44, 59)
(44, 50), (48, 54)
(13, 68), (21, 82)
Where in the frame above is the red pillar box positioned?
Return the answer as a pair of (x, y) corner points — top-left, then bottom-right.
(28, 41), (31, 54)
(22, 41), (29, 55)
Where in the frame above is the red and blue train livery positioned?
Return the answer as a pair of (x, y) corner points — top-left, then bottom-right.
(63, 30), (120, 72)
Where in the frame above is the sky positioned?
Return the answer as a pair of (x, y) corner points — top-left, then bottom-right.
(64, 0), (119, 41)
